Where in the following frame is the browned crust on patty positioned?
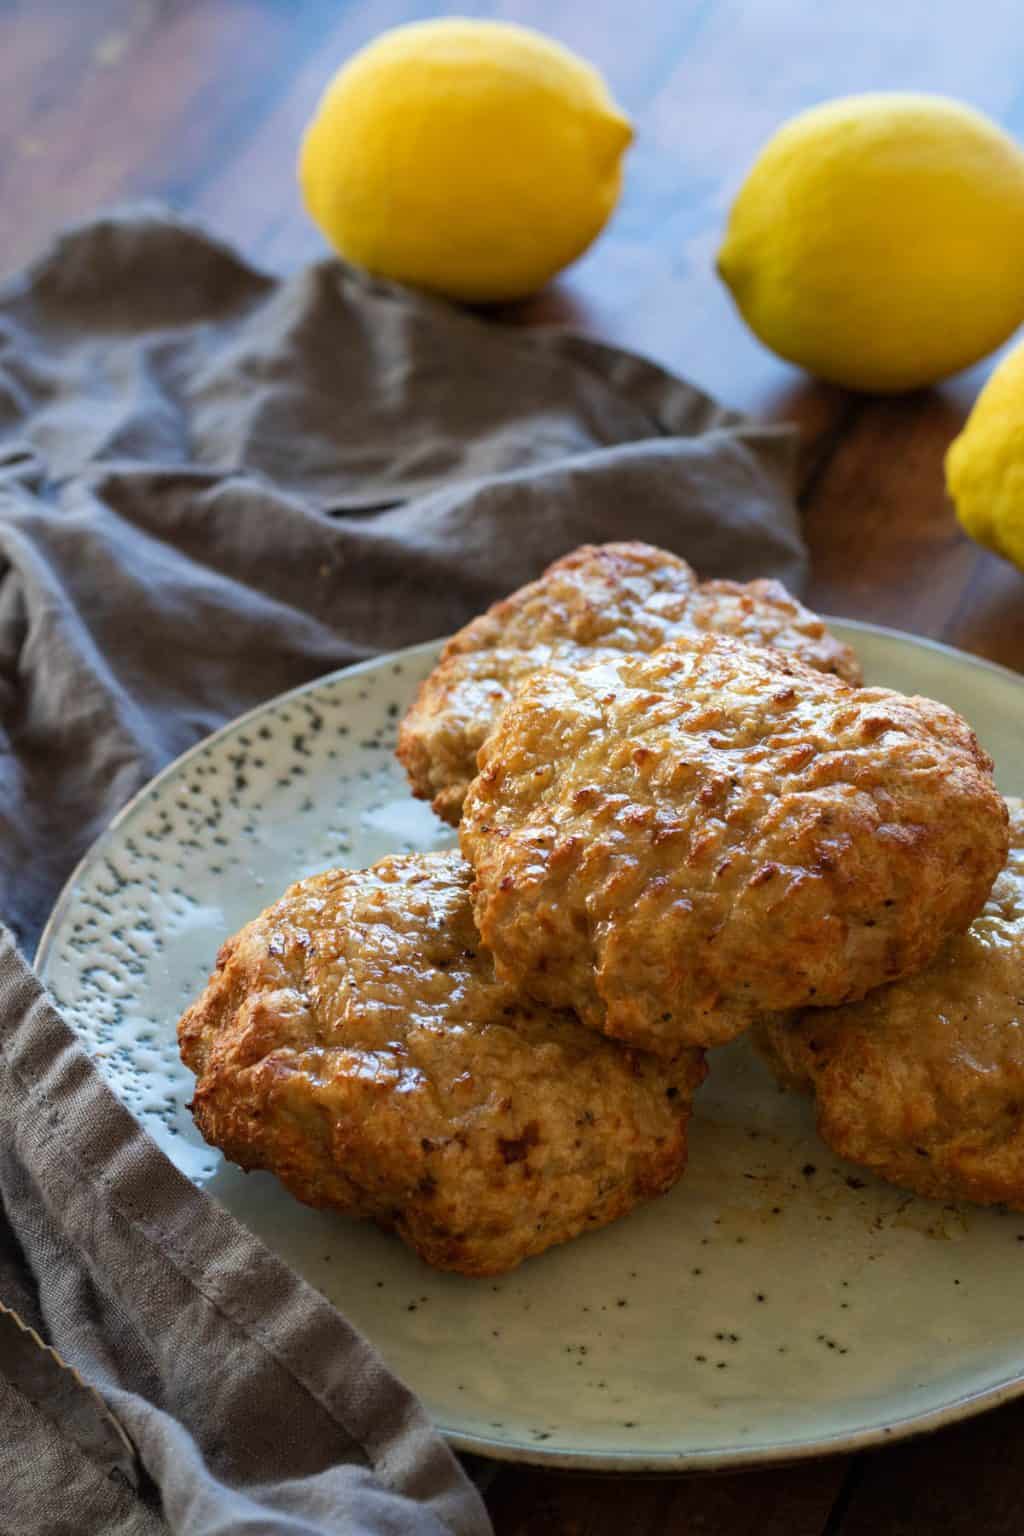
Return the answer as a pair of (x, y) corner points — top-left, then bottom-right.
(460, 633), (1008, 1055)
(756, 798), (1024, 1210)
(398, 542), (862, 825)
(178, 850), (705, 1276)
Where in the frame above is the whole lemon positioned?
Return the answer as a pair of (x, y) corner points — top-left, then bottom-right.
(299, 19), (632, 303)
(717, 94), (1024, 393)
(946, 338), (1024, 571)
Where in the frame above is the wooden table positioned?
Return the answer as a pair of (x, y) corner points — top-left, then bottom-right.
(5, 3), (1023, 1532)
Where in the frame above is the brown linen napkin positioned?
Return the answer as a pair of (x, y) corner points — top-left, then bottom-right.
(0, 207), (803, 1533)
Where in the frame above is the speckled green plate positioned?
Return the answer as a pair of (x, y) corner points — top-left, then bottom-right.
(36, 621), (1024, 1471)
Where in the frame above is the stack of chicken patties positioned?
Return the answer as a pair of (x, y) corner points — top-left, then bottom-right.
(180, 545), (1013, 1275)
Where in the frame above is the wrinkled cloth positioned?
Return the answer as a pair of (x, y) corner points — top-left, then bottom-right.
(0, 208), (803, 1534)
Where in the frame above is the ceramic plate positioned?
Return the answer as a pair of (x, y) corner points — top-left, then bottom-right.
(36, 621), (1024, 1472)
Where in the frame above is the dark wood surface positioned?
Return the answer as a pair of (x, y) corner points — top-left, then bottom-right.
(5, 3), (1023, 1532)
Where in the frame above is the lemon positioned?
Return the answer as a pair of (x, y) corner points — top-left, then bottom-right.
(946, 338), (1024, 570)
(299, 19), (632, 303)
(717, 94), (1024, 393)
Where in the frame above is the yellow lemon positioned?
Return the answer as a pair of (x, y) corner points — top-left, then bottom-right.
(299, 19), (632, 303)
(717, 94), (1024, 393)
(946, 338), (1024, 570)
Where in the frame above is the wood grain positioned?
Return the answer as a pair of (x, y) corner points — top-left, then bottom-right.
(3, 2), (1024, 1533)
(487, 1459), (853, 1536)
(801, 388), (1024, 672)
(836, 1399), (1024, 1536)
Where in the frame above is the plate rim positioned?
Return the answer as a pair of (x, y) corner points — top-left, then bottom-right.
(34, 638), (445, 977)
(440, 1358), (1024, 1469)
(34, 619), (1024, 1473)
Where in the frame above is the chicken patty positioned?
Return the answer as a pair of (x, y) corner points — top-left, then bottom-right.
(460, 634), (1008, 1055)
(398, 542), (861, 825)
(755, 798), (1024, 1209)
(178, 851), (705, 1276)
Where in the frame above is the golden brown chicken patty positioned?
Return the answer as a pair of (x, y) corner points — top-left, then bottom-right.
(398, 542), (861, 825)
(756, 798), (1024, 1209)
(460, 634), (1008, 1056)
(178, 851), (705, 1276)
